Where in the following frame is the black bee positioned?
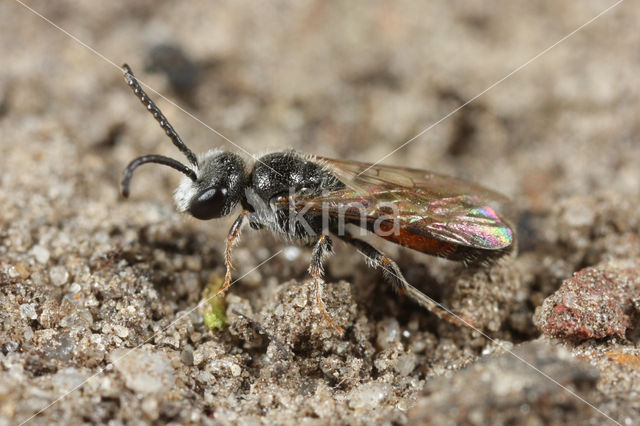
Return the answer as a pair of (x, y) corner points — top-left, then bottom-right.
(121, 64), (514, 335)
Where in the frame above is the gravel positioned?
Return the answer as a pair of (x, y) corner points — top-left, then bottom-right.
(2, 1), (640, 424)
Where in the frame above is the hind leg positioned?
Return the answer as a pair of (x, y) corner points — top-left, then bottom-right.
(339, 233), (476, 328)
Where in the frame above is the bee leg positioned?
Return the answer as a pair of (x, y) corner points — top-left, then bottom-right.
(221, 210), (248, 293)
(309, 235), (344, 336)
(340, 234), (477, 329)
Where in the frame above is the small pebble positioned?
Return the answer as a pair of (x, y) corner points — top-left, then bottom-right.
(12, 263), (29, 279)
(141, 398), (159, 420)
(19, 303), (37, 320)
(31, 245), (50, 264)
(230, 363), (242, 377)
(4, 341), (19, 352)
(49, 265), (69, 286)
(7, 266), (20, 279)
(110, 347), (174, 395)
(293, 293), (308, 308)
(394, 353), (417, 376)
(113, 325), (130, 338)
(376, 318), (400, 349)
(349, 382), (390, 409)
(181, 348), (194, 366)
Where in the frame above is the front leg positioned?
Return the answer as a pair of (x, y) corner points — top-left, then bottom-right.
(221, 210), (248, 293)
(309, 235), (344, 336)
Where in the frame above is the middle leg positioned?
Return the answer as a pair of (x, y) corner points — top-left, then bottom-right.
(308, 234), (344, 336)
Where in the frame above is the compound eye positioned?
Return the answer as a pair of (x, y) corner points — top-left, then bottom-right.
(189, 186), (228, 220)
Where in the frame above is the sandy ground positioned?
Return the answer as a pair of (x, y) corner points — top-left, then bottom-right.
(1, 1), (640, 424)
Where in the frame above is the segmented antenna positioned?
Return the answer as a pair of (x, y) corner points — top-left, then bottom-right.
(122, 154), (197, 198)
(122, 64), (199, 167)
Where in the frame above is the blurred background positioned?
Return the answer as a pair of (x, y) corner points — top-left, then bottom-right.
(2, 1), (638, 209)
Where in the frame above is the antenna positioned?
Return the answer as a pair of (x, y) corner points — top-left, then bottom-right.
(122, 154), (197, 198)
(122, 64), (199, 167)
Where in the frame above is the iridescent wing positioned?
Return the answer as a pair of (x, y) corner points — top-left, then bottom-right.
(291, 156), (514, 254)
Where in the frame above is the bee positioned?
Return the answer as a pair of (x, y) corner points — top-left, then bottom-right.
(120, 64), (514, 335)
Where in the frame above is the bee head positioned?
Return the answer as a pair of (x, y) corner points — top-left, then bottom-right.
(120, 65), (247, 220)
(175, 150), (247, 220)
